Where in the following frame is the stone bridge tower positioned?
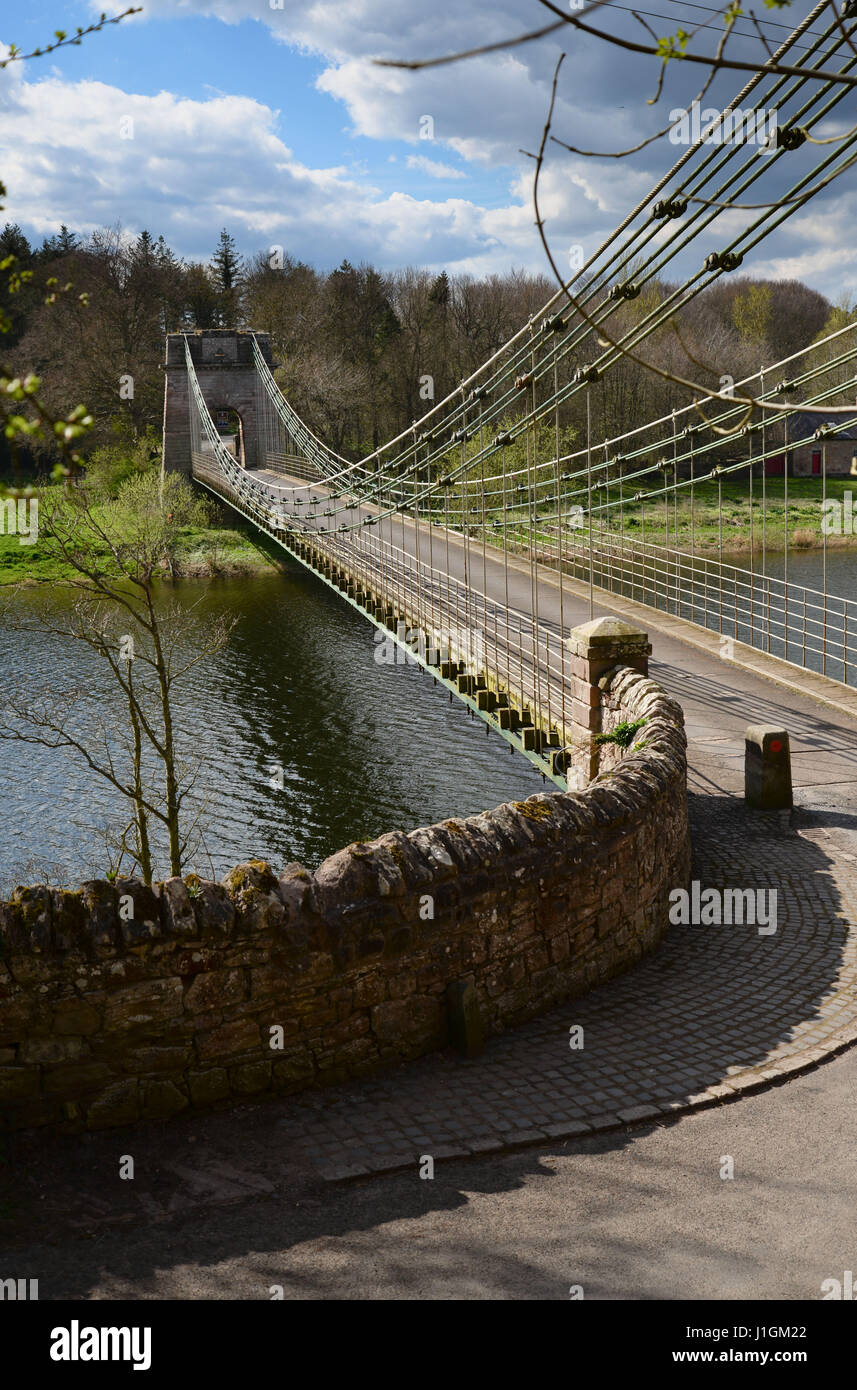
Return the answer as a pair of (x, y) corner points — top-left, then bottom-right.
(161, 328), (275, 475)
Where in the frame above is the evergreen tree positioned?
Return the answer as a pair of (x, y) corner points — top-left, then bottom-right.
(429, 270), (450, 308)
(38, 224), (78, 261)
(154, 233), (175, 267)
(135, 228), (155, 262)
(0, 222), (31, 261)
(58, 224), (78, 253)
(0, 223), (35, 347)
(210, 229), (244, 328)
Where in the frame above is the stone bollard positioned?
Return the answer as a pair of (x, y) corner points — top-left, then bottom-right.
(567, 616), (652, 783)
(745, 725), (793, 810)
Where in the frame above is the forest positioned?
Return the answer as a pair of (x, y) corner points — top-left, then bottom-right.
(0, 218), (844, 476)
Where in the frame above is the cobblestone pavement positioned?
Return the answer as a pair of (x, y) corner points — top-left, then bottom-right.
(273, 791), (857, 1181)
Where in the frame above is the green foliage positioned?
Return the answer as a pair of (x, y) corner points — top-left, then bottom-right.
(105, 468), (214, 551)
(594, 718), (648, 749)
(815, 300), (857, 341)
(0, 469), (270, 585)
(0, 9), (141, 69)
(655, 29), (689, 59)
(83, 428), (161, 498)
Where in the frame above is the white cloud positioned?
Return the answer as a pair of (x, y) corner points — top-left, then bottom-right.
(104, 0), (534, 66)
(746, 191), (857, 296)
(405, 154), (467, 180)
(99, 0), (660, 170)
(0, 59), (552, 276)
(36, 0), (857, 299)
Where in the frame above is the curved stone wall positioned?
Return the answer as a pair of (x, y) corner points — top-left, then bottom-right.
(0, 666), (689, 1133)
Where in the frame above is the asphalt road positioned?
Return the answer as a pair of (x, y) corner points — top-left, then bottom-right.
(2, 1042), (855, 1300)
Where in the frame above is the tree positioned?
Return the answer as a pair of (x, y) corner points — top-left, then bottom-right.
(38, 224), (79, 261)
(0, 471), (234, 884)
(242, 248), (319, 359)
(182, 261), (220, 330)
(731, 282), (772, 350)
(54, 225), (78, 256)
(210, 229), (244, 328)
(0, 224), (31, 262)
(0, 223), (34, 349)
(0, 190), (94, 482)
(428, 271), (450, 308)
(11, 224), (185, 452)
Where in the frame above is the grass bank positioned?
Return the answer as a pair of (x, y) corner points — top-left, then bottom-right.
(0, 479), (283, 586)
(494, 477), (857, 556)
(617, 477), (857, 555)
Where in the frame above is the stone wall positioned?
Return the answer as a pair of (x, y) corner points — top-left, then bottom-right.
(790, 438), (854, 476)
(0, 666), (689, 1133)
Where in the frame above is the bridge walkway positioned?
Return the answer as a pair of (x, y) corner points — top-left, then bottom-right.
(246, 466), (857, 804)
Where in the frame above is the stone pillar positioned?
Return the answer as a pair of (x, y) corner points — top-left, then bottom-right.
(567, 616), (652, 782)
(161, 329), (275, 475)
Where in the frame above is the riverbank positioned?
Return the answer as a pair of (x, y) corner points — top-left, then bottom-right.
(0, 481), (282, 586)
(6, 473), (856, 587)
(581, 476), (857, 555)
(440, 475), (857, 558)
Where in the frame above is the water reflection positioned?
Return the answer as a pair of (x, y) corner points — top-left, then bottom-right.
(0, 561), (545, 891)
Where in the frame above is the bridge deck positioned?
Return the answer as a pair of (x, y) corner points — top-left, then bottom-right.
(235, 466), (857, 800)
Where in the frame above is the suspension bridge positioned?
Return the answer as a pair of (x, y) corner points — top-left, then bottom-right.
(164, 0), (857, 789)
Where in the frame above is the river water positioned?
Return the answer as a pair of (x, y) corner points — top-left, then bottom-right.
(0, 561), (545, 894)
(716, 548), (857, 683)
(598, 545), (857, 686)
(2, 546), (854, 894)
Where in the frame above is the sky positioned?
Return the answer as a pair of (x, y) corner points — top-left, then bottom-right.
(0, 0), (855, 296)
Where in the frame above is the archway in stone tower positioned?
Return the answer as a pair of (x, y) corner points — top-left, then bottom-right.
(211, 407), (245, 468)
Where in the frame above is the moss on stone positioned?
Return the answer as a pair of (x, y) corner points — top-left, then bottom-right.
(386, 841), (410, 874)
(223, 860), (275, 896)
(514, 799), (556, 822)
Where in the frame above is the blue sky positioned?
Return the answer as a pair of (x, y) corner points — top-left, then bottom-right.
(4, 3), (501, 212)
(1, 0), (854, 293)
